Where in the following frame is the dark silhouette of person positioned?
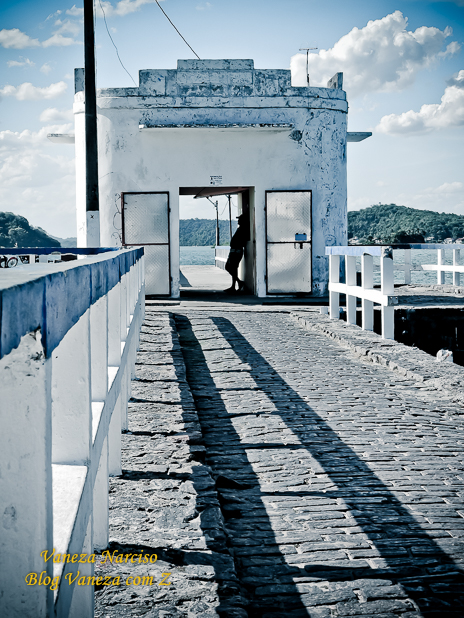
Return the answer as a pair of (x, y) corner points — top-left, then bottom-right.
(224, 213), (248, 293)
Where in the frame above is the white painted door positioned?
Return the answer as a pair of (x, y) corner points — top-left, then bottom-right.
(122, 192), (170, 295)
(265, 190), (312, 294)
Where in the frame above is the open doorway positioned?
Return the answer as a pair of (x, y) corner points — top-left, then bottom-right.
(178, 187), (255, 295)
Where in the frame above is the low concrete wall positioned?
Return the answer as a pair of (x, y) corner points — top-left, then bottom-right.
(215, 246), (230, 270)
(0, 248), (144, 618)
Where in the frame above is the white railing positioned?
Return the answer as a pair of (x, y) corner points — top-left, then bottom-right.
(421, 246), (462, 285)
(0, 247), (144, 618)
(326, 244), (463, 340)
(215, 245), (230, 270)
(327, 246), (397, 339)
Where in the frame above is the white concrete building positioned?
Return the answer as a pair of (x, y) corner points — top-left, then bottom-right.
(73, 59), (370, 297)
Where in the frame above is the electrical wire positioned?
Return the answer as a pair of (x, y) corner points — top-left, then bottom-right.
(155, 0), (200, 59)
(220, 200), (228, 216)
(98, 0), (137, 86)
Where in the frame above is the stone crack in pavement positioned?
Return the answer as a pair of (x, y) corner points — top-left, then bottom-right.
(95, 308), (464, 617)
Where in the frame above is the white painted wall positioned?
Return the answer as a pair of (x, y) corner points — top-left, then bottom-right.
(75, 60), (348, 296)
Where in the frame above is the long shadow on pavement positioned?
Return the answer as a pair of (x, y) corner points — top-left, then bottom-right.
(175, 314), (464, 617)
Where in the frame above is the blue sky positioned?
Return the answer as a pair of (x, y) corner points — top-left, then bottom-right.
(1, 0), (463, 237)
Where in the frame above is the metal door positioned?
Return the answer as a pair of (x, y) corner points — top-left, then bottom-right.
(265, 190), (312, 294)
(122, 192), (170, 295)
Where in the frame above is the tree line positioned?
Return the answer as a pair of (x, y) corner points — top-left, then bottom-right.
(179, 219), (237, 246)
(348, 204), (464, 244)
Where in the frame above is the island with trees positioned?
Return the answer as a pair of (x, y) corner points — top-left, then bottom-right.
(348, 204), (464, 245)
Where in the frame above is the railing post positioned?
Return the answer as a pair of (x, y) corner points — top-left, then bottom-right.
(108, 282), (121, 368)
(346, 255), (357, 325)
(107, 281), (122, 476)
(438, 248), (445, 285)
(120, 273), (128, 344)
(68, 517), (94, 618)
(90, 295), (108, 402)
(0, 333), (54, 618)
(108, 393), (122, 476)
(381, 306), (394, 340)
(329, 254), (340, 319)
(120, 367), (129, 432)
(381, 247), (394, 296)
(404, 249), (411, 284)
(361, 253), (374, 331)
(381, 247), (394, 339)
(140, 253), (146, 324)
(129, 261), (136, 319)
(51, 310), (92, 465)
(454, 249), (461, 286)
(93, 436), (109, 550)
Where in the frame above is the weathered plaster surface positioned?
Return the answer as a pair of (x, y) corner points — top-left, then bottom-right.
(0, 330), (53, 618)
(75, 59), (348, 296)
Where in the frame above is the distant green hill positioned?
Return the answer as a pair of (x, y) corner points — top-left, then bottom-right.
(0, 212), (61, 248)
(180, 219), (237, 246)
(348, 204), (464, 243)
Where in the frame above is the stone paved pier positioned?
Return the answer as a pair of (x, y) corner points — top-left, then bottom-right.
(95, 303), (464, 617)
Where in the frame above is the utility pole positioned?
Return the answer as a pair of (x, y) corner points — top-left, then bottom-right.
(84, 0), (100, 246)
(227, 195), (232, 244)
(299, 47), (318, 87)
(206, 197), (220, 246)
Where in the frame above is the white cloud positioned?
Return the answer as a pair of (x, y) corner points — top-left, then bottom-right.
(67, 0), (160, 19)
(447, 69), (464, 89)
(196, 2), (212, 10)
(39, 108), (73, 124)
(411, 181), (464, 215)
(42, 33), (78, 47)
(40, 63), (52, 74)
(96, 0), (159, 18)
(0, 27), (79, 49)
(53, 19), (82, 37)
(0, 126), (76, 237)
(7, 57), (35, 68)
(45, 10), (62, 21)
(0, 81), (67, 101)
(0, 28), (40, 49)
(425, 181), (464, 194)
(291, 11), (459, 97)
(66, 5), (84, 17)
(376, 70), (464, 134)
(438, 41), (461, 58)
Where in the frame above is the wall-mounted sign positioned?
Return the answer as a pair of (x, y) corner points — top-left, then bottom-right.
(210, 176), (223, 186)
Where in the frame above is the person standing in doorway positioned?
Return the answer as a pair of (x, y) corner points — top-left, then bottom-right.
(224, 213), (248, 293)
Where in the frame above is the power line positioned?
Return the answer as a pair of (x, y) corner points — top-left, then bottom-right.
(155, 0), (200, 60)
(98, 0), (137, 86)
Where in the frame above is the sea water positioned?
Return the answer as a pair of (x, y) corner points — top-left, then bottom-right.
(180, 246), (458, 285)
(374, 249), (456, 286)
(180, 246), (215, 265)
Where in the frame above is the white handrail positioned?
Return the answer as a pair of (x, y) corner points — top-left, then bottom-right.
(0, 247), (144, 617)
(326, 244), (463, 340)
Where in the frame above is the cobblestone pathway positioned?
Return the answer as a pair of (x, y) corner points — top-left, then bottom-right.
(95, 307), (464, 617)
